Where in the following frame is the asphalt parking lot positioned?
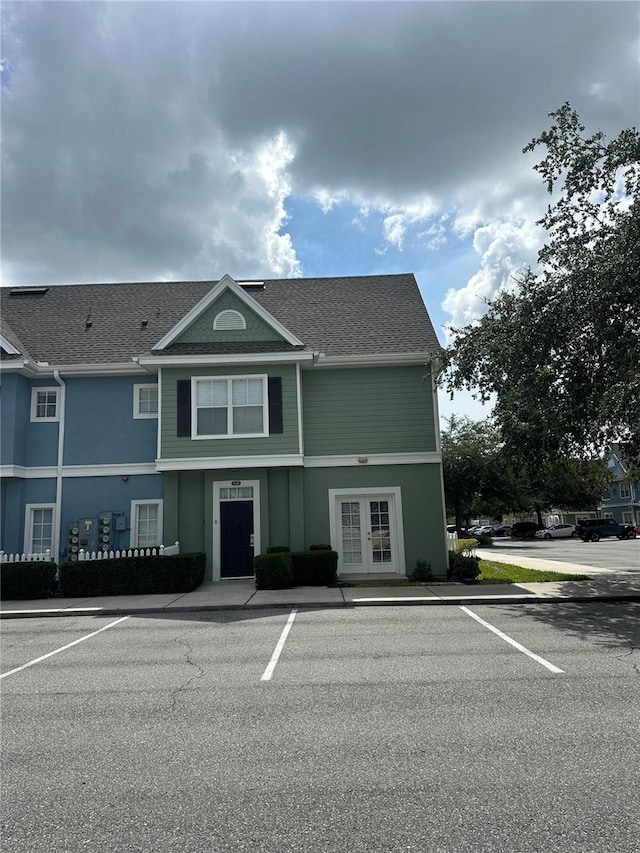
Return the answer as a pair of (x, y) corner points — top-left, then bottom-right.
(2, 603), (640, 852)
(489, 536), (640, 572)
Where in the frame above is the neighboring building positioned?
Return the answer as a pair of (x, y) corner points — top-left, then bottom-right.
(0, 274), (448, 580)
(600, 447), (639, 527)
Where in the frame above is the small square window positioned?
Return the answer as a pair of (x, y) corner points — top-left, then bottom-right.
(134, 384), (159, 418)
(30, 387), (59, 422)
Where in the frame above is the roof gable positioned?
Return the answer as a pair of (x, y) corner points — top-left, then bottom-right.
(153, 274), (304, 351)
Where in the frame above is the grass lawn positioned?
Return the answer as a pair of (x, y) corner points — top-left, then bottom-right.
(478, 559), (589, 584)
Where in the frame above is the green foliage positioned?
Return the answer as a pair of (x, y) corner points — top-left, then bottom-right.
(443, 104), (640, 472)
(266, 546), (291, 553)
(447, 551), (481, 582)
(1, 561), (57, 600)
(410, 560), (433, 582)
(308, 544), (332, 551)
(59, 553), (205, 597)
(456, 538), (479, 554)
(475, 534), (493, 548)
(253, 552), (294, 589)
(291, 550), (338, 585)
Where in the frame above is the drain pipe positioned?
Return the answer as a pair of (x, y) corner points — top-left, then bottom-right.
(53, 370), (66, 562)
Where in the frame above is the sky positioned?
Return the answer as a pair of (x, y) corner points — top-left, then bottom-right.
(1, 1), (638, 422)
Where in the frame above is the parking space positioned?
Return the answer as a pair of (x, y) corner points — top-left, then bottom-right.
(487, 536), (640, 572)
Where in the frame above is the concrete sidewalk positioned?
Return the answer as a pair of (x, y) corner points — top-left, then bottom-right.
(2, 560), (640, 619)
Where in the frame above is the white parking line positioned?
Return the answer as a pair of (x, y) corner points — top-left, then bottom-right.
(0, 616), (130, 680)
(261, 608), (297, 682)
(460, 606), (564, 674)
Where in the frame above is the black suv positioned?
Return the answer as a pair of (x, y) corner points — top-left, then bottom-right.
(576, 518), (637, 542)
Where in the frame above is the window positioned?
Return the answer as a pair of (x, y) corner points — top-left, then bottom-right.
(24, 504), (55, 555)
(619, 483), (631, 500)
(193, 376), (267, 438)
(130, 500), (163, 548)
(622, 512), (633, 525)
(134, 384), (159, 418)
(213, 309), (246, 330)
(30, 387), (59, 422)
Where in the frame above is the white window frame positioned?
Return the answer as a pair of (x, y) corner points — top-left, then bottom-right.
(619, 483), (631, 500)
(130, 500), (163, 548)
(30, 387), (59, 422)
(622, 511), (633, 525)
(133, 383), (159, 419)
(191, 375), (268, 440)
(24, 503), (56, 555)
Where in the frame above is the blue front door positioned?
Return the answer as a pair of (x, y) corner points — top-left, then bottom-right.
(220, 500), (254, 577)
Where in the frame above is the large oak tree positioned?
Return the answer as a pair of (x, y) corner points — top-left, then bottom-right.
(442, 104), (640, 471)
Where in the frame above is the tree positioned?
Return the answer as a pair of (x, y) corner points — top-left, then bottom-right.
(442, 104), (640, 471)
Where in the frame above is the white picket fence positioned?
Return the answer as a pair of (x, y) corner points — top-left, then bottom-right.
(77, 541), (180, 561)
(0, 542), (180, 563)
(446, 532), (458, 551)
(0, 550), (54, 564)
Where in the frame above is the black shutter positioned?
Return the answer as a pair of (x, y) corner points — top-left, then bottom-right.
(177, 380), (192, 437)
(268, 377), (283, 434)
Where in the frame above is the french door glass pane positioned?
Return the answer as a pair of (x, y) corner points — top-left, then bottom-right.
(341, 501), (362, 564)
(370, 499), (392, 563)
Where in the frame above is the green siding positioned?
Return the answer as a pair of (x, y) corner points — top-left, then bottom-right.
(177, 290), (284, 344)
(302, 365), (436, 455)
(160, 364), (299, 458)
(303, 464), (448, 577)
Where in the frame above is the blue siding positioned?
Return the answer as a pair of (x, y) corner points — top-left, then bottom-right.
(60, 474), (164, 559)
(1, 374), (32, 466)
(64, 376), (158, 464)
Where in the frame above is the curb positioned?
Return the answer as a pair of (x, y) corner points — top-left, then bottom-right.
(1, 592), (639, 619)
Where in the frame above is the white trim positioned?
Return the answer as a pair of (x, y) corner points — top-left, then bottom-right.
(212, 479), (261, 582)
(191, 374), (268, 439)
(156, 454), (303, 472)
(130, 499), (163, 548)
(304, 452), (441, 467)
(156, 370), (163, 461)
(30, 386), (59, 422)
(0, 333), (21, 355)
(138, 351), (314, 367)
(0, 463), (158, 479)
(328, 486), (405, 576)
(23, 503), (57, 555)
(153, 274), (304, 350)
(133, 383), (159, 419)
(311, 352), (437, 368)
(296, 362), (304, 456)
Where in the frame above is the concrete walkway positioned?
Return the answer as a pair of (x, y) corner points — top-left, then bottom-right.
(2, 552), (640, 619)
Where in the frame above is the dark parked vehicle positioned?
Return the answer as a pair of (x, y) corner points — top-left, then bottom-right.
(491, 525), (512, 537)
(576, 518), (637, 542)
(511, 521), (543, 539)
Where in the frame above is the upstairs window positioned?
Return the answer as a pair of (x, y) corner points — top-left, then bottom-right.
(193, 376), (267, 438)
(30, 387), (59, 422)
(213, 309), (246, 331)
(619, 483), (631, 500)
(134, 384), (159, 418)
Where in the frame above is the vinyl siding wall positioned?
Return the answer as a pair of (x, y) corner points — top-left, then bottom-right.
(302, 364), (436, 456)
(160, 364), (299, 459)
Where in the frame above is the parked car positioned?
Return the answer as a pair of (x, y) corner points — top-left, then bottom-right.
(511, 521), (544, 539)
(535, 524), (578, 540)
(576, 518), (637, 542)
(491, 525), (512, 538)
(473, 525), (494, 536)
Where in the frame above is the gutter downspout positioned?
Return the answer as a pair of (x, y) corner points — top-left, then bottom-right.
(53, 370), (66, 561)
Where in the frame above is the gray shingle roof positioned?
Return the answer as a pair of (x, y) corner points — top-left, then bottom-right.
(0, 274), (441, 365)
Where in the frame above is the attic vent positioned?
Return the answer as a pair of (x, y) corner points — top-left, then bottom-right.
(9, 286), (49, 297)
(213, 309), (246, 331)
(238, 281), (265, 292)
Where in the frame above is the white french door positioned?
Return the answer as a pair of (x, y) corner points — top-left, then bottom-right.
(334, 492), (400, 574)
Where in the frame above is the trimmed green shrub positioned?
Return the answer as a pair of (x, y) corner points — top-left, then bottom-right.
(1, 561), (57, 600)
(58, 553), (205, 597)
(475, 534), (493, 548)
(308, 544), (332, 551)
(448, 550), (481, 582)
(456, 538), (479, 554)
(266, 546), (291, 554)
(410, 560), (433, 582)
(291, 550), (338, 585)
(254, 552), (294, 589)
